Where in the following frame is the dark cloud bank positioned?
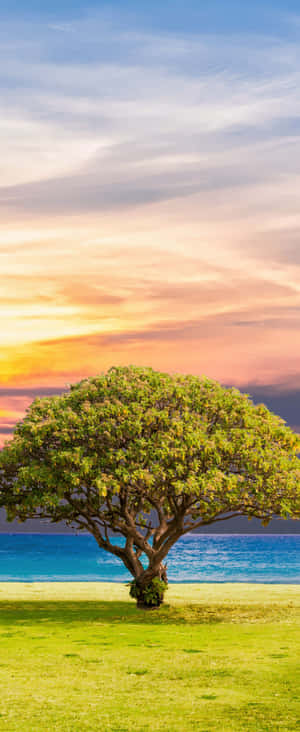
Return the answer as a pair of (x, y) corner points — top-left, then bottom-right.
(1, 382), (300, 533)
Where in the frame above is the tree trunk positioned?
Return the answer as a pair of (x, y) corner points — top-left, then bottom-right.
(133, 563), (168, 609)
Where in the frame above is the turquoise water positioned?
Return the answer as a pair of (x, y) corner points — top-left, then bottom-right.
(0, 534), (299, 583)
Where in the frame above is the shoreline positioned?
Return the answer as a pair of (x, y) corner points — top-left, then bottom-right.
(1, 580), (300, 596)
(0, 579), (300, 585)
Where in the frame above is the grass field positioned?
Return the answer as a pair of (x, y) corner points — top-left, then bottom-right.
(0, 582), (299, 731)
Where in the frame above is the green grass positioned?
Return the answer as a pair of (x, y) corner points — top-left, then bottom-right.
(0, 582), (300, 731)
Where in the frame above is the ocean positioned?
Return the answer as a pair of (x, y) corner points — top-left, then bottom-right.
(0, 533), (299, 583)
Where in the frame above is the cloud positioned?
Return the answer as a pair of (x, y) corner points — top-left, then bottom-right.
(237, 384), (300, 427)
(0, 387), (66, 397)
(47, 23), (75, 34)
(2, 12), (300, 219)
(1, 6), (300, 423)
(0, 426), (14, 435)
(1, 291), (300, 393)
(240, 225), (300, 268)
(58, 282), (124, 307)
(145, 277), (296, 305)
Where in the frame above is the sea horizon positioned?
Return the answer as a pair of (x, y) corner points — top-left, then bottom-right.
(1, 532), (300, 536)
(0, 533), (299, 584)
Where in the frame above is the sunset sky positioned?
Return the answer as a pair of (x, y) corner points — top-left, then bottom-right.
(1, 0), (300, 446)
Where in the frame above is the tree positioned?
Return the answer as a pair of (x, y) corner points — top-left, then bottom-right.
(1, 366), (300, 607)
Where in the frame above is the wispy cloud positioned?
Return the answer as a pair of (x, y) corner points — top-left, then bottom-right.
(2, 14), (300, 217)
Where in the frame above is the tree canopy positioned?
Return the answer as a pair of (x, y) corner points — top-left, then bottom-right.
(1, 366), (300, 606)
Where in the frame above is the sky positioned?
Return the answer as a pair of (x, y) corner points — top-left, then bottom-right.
(1, 0), (300, 530)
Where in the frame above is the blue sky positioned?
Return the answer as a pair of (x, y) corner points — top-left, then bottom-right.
(3, 0), (300, 45)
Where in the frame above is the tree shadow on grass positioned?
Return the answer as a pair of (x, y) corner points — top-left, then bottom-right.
(0, 600), (296, 626)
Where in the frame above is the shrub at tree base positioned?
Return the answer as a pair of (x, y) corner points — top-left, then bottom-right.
(129, 578), (168, 608)
(0, 366), (300, 608)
